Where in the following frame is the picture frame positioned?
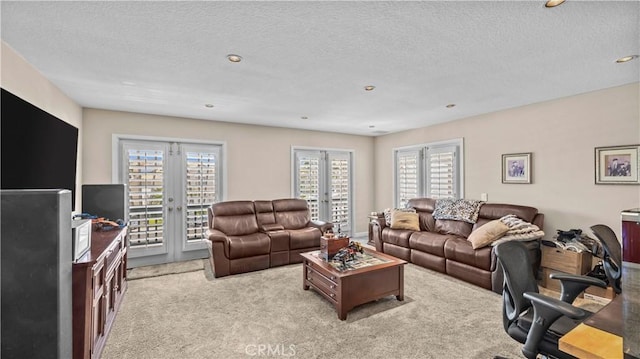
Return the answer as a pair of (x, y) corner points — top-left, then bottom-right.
(595, 144), (640, 185)
(502, 153), (532, 184)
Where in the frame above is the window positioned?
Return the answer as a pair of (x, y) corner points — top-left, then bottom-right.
(293, 148), (353, 235)
(394, 139), (463, 208)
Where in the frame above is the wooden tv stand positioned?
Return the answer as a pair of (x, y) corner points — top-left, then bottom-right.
(73, 227), (128, 359)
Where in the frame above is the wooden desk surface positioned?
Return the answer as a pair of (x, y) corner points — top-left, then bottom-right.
(559, 295), (623, 359)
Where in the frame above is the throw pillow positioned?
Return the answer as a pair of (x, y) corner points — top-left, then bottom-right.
(390, 210), (420, 231)
(384, 207), (416, 226)
(467, 219), (510, 249)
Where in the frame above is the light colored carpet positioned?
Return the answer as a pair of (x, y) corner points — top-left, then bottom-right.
(104, 261), (531, 359)
(127, 259), (204, 280)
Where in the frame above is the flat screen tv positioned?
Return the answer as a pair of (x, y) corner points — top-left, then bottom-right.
(1, 88), (79, 209)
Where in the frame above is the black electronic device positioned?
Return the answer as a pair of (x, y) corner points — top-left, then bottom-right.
(1, 88), (79, 208)
(82, 184), (129, 223)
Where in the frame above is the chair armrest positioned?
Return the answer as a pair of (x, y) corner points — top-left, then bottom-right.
(520, 292), (588, 359)
(549, 273), (607, 304)
(206, 229), (228, 243)
(309, 220), (333, 233)
(260, 223), (285, 232)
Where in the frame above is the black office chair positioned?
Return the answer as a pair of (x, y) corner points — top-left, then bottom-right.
(590, 224), (622, 294)
(495, 241), (608, 359)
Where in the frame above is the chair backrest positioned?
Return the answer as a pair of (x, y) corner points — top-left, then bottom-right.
(495, 241), (539, 330)
(210, 200), (259, 236)
(272, 198), (311, 230)
(254, 200), (277, 226)
(590, 224), (622, 294)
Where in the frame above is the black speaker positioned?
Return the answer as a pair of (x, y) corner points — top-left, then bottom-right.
(1, 189), (73, 358)
(82, 184), (128, 222)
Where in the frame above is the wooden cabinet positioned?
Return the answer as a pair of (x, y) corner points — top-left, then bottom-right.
(73, 227), (128, 359)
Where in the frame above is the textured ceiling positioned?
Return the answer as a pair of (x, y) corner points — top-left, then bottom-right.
(1, 1), (639, 136)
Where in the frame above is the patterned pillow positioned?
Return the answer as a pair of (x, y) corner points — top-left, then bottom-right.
(383, 207), (416, 226)
(491, 214), (545, 246)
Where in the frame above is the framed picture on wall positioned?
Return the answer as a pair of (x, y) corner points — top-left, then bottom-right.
(595, 144), (640, 185)
(502, 153), (532, 184)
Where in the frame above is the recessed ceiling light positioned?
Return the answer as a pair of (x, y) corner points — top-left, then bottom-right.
(364, 85), (376, 91)
(227, 54), (242, 63)
(544, 0), (565, 8)
(616, 55), (639, 63)
(204, 104), (214, 108)
(301, 116), (308, 120)
(446, 104), (456, 108)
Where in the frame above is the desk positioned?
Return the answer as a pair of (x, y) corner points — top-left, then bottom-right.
(559, 294), (623, 359)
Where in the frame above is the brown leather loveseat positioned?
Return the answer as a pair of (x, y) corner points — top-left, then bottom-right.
(207, 198), (332, 277)
(370, 198), (544, 293)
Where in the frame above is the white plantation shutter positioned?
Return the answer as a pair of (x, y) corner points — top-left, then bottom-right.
(395, 149), (423, 208)
(394, 140), (462, 205)
(329, 152), (351, 232)
(293, 149), (353, 234)
(426, 146), (457, 199)
(294, 150), (321, 220)
(125, 145), (166, 250)
(183, 146), (220, 243)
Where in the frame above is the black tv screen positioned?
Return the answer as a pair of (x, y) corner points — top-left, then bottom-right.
(1, 88), (79, 208)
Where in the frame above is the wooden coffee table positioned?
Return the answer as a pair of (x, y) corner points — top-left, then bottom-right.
(301, 248), (406, 320)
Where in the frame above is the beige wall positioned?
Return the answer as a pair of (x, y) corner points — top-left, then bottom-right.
(82, 109), (375, 233)
(375, 83), (640, 239)
(1, 41), (84, 210)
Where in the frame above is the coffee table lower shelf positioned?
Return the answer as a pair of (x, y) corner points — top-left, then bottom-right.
(301, 250), (406, 320)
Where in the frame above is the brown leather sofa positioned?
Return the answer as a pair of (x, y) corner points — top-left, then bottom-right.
(370, 198), (544, 293)
(206, 198), (332, 277)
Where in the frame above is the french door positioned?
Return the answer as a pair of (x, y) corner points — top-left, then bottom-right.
(118, 139), (222, 267)
(294, 149), (352, 235)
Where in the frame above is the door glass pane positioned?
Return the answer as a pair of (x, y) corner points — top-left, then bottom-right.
(295, 152), (320, 221)
(185, 150), (217, 243)
(330, 154), (350, 232)
(127, 149), (164, 249)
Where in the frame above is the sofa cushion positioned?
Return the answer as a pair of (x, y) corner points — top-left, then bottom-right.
(390, 210), (420, 231)
(227, 232), (271, 259)
(288, 227), (321, 249)
(273, 199), (310, 230)
(467, 219), (510, 249)
(409, 231), (452, 257)
(254, 200), (277, 226)
(444, 237), (493, 271)
(476, 203), (538, 224)
(435, 219), (473, 239)
(381, 227), (413, 248)
(407, 198), (437, 212)
(211, 201), (259, 236)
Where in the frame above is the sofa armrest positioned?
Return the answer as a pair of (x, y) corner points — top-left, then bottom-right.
(260, 223), (285, 232)
(207, 228), (228, 243)
(309, 220), (333, 233)
(370, 215), (386, 252)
